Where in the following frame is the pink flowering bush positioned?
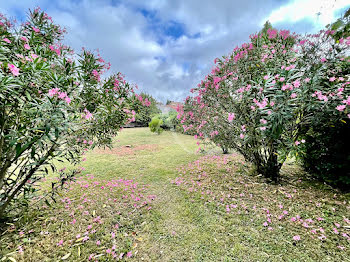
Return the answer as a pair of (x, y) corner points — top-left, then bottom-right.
(178, 27), (349, 181)
(129, 92), (160, 126)
(0, 8), (135, 217)
(296, 15), (350, 189)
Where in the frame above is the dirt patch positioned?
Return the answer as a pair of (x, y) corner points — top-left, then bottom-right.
(93, 144), (160, 156)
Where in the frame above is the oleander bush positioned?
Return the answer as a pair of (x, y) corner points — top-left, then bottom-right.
(0, 8), (135, 217)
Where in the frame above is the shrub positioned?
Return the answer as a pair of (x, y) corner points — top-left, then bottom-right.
(178, 27), (349, 181)
(298, 11), (350, 189)
(130, 92), (160, 126)
(156, 110), (179, 130)
(0, 8), (134, 217)
(149, 117), (163, 134)
(300, 116), (350, 189)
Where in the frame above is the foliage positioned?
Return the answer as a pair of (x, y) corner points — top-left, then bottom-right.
(130, 92), (160, 126)
(149, 117), (163, 135)
(299, 10), (350, 190)
(0, 8), (134, 217)
(300, 116), (350, 189)
(326, 7), (350, 41)
(178, 27), (350, 181)
(156, 110), (179, 130)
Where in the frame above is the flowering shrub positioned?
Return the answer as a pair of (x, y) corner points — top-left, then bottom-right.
(130, 92), (160, 126)
(0, 8), (135, 217)
(178, 27), (350, 181)
(297, 14), (350, 189)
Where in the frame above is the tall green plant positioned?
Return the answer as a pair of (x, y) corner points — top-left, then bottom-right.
(0, 8), (135, 217)
(179, 28), (349, 181)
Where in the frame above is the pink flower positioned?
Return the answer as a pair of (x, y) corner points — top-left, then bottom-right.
(228, 113), (235, 122)
(263, 75), (269, 80)
(279, 77), (285, 82)
(32, 26), (40, 33)
(260, 126), (266, 131)
(336, 105), (346, 112)
(3, 38), (11, 44)
(8, 64), (20, 76)
(65, 96), (71, 104)
(57, 240), (64, 246)
(304, 78), (310, 83)
(260, 119), (267, 124)
(290, 93), (297, 98)
(293, 80), (300, 88)
(293, 235), (301, 241)
(295, 141), (300, 145)
(329, 77), (336, 82)
(240, 133), (245, 139)
(263, 222), (268, 227)
(96, 240), (101, 245)
(48, 88), (59, 97)
(127, 251), (132, 258)
(58, 92), (67, 99)
(24, 44), (30, 50)
(83, 109), (93, 120)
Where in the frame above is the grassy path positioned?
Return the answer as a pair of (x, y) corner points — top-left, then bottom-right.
(87, 128), (226, 261)
(85, 128), (245, 261)
(2, 128), (349, 261)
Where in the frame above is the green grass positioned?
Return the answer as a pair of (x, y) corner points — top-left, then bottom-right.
(1, 128), (349, 261)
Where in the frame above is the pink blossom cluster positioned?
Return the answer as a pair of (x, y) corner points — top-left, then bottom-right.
(82, 108), (93, 120)
(48, 88), (72, 104)
(8, 63), (20, 76)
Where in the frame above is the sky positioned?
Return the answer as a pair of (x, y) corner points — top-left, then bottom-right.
(1, 0), (349, 103)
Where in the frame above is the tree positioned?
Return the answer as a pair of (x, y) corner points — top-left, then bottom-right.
(179, 27), (349, 181)
(0, 8), (135, 217)
(130, 92), (160, 126)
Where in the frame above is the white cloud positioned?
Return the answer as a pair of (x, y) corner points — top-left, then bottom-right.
(0, 0), (347, 103)
(265, 0), (349, 29)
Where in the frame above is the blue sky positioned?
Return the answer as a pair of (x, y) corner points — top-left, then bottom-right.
(1, 0), (349, 102)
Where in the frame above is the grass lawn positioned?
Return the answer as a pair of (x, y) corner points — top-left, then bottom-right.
(1, 128), (349, 261)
